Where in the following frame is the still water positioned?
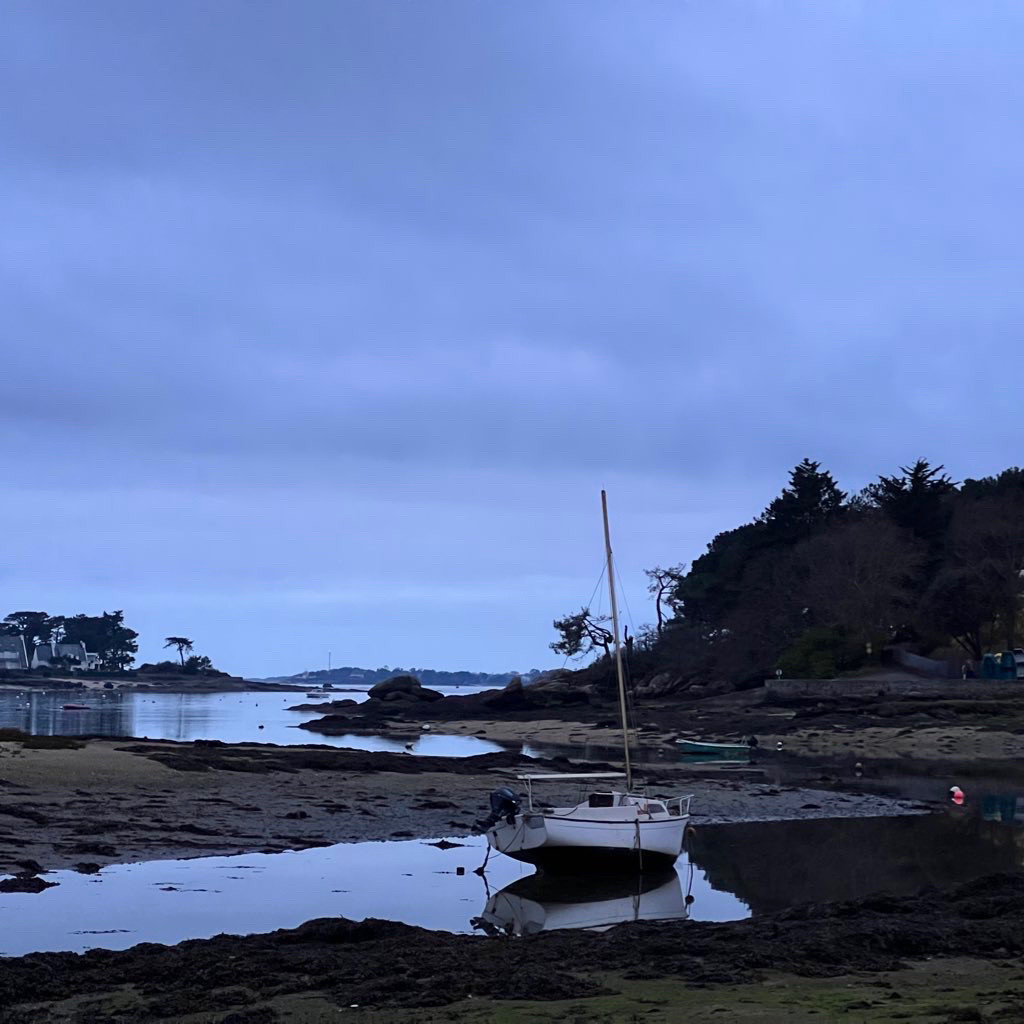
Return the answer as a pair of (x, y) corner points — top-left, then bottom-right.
(0, 688), (501, 756)
(0, 836), (746, 956)
(3, 805), (1021, 956)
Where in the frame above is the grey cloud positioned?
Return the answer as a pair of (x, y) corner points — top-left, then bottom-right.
(2, 2), (1023, 673)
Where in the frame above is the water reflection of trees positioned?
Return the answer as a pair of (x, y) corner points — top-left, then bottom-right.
(689, 813), (1024, 914)
(1, 692), (133, 737)
(0, 691), (232, 740)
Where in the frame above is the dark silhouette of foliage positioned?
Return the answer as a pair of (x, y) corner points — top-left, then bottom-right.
(550, 608), (613, 660)
(62, 611), (138, 670)
(674, 460), (848, 635)
(961, 467), (1024, 501)
(630, 457), (1024, 688)
(1, 611), (62, 655)
(919, 492), (1024, 656)
(644, 564), (686, 634)
(760, 458), (846, 539)
(863, 459), (955, 544)
(674, 521), (771, 632)
(777, 627), (867, 679)
(164, 636), (195, 667)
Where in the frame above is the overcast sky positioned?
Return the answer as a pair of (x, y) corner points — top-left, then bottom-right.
(3, 2), (1022, 677)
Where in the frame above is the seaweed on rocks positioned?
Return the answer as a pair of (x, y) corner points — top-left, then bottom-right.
(3, 873), (1024, 1015)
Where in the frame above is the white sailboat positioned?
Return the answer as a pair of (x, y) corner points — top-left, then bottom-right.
(479, 491), (692, 872)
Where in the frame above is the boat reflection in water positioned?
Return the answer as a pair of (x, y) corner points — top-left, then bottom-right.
(472, 867), (691, 936)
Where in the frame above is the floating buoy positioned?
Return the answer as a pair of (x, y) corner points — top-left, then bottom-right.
(258, 724), (264, 730)
(950, 785), (965, 805)
(421, 724), (431, 731)
(854, 761), (863, 777)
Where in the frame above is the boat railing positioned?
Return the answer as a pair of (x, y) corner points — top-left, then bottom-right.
(666, 794), (693, 817)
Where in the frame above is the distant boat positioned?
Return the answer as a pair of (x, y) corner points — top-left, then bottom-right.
(61, 703), (89, 711)
(676, 739), (751, 756)
(305, 693), (330, 698)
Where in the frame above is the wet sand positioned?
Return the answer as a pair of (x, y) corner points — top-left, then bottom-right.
(0, 740), (518, 874)
(4, 873), (1024, 1022)
(0, 737), (926, 875)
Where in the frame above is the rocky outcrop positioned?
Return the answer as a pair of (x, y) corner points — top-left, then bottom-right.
(366, 675), (443, 703)
(632, 672), (685, 698)
(480, 671), (591, 711)
(632, 673), (736, 700)
(0, 873), (57, 893)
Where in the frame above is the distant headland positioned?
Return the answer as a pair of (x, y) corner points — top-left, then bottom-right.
(261, 665), (547, 689)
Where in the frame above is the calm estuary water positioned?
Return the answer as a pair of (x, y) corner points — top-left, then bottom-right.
(0, 687), (500, 756)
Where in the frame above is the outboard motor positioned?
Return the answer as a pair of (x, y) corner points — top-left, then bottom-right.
(474, 787), (521, 832)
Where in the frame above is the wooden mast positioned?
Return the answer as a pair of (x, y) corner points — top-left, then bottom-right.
(601, 489), (632, 791)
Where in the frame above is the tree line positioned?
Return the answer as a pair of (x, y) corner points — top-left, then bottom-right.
(1, 610), (138, 670)
(554, 459), (1024, 681)
(0, 612), (216, 674)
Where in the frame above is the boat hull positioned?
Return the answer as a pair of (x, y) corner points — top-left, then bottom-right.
(487, 813), (687, 873)
(501, 845), (679, 872)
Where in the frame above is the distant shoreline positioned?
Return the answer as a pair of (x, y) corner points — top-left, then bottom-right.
(0, 675), (307, 694)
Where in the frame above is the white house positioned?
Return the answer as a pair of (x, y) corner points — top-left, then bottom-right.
(31, 641), (101, 671)
(0, 635), (29, 671)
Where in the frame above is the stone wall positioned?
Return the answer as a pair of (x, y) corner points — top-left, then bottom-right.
(890, 647), (960, 678)
(766, 677), (1019, 700)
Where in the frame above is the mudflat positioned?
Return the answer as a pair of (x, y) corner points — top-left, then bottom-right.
(0, 736), (925, 875)
(0, 740), (527, 873)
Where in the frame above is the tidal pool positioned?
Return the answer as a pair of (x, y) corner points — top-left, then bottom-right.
(0, 836), (745, 956)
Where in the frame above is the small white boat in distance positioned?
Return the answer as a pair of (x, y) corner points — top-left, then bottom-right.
(484, 772), (691, 871)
